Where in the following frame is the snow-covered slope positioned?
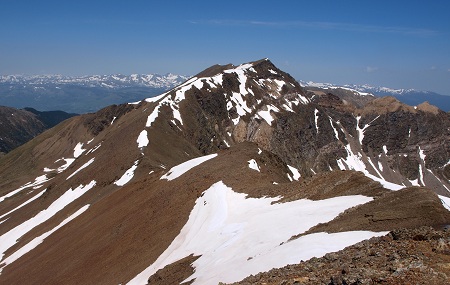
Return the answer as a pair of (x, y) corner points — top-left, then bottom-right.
(0, 59), (449, 285)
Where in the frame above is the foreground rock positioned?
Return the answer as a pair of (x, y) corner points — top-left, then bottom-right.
(229, 227), (450, 285)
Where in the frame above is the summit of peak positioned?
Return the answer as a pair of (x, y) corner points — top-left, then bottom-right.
(194, 58), (275, 79)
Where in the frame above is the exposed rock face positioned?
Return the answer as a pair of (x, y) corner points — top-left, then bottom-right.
(142, 60), (449, 193)
(0, 59), (448, 285)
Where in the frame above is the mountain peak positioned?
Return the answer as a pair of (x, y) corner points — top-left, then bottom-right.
(194, 58), (272, 78)
(0, 59), (449, 285)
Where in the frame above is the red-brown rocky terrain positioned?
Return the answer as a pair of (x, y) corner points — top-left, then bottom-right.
(0, 59), (448, 284)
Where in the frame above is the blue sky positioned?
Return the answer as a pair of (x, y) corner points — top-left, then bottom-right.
(1, 0), (450, 94)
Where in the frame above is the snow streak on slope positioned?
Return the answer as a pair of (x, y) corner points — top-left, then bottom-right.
(0, 205), (90, 273)
(0, 190), (46, 221)
(128, 181), (384, 285)
(314, 109), (319, 133)
(160, 154), (218, 181)
(287, 165), (301, 181)
(66, 158), (95, 180)
(144, 77), (201, 128)
(337, 145), (403, 191)
(439, 195), (450, 211)
(355, 115), (379, 145)
(114, 161), (139, 186)
(329, 117), (340, 140)
(0, 181), (96, 261)
(0, 175), (50, 203)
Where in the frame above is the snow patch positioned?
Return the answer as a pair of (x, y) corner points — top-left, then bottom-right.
(287, 165), (301, 181)
(418, 146), (426, 163)
(418, 164), (425, 186)
(287, 173), (293, 182)
(365, 173), (404, 191)
(145, 92), (168, 103)
(66, 158), (95, 180)
(146, 105), (161, 127)
(127, 181), (382, 285)
(378, 161), (383, 172)
(137, 130), (149, 148)
(409, 179), (420, 186)
(86, 143), (102, 155)
(273, 79), (285, 91)
(56, 158), (75, 173)
(439, 195), (450, 211)
(329, 117), (340, 140)
(367, 157), (384, 179)
(337, 145), (403, 191)
(314, 109), (319, 133)
(257, 105), (279, 126)
(73, 143), (85, 158)
(356, 116), (379, 145)
(114, 161), (139, 186)
(172, 107), (183, 125)
(161, 154), (218, 181)
(248, 159), (260, 172)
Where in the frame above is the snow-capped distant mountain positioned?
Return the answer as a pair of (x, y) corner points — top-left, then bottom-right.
(0, 73), (190, 113)
(0, 73), (189, 89)
(300, 80), (450, 112)
(299, 80), (374, 97)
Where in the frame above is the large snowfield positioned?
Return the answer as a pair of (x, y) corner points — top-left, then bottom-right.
(128, 181), (387, 285)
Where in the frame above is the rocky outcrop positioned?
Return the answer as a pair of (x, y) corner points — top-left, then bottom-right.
(229, 227), (450, 285)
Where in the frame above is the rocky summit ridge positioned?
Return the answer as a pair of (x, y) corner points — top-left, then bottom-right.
(0, 59), (449, 284)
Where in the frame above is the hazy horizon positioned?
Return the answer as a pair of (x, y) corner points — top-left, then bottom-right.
(1, 0), (450, 95)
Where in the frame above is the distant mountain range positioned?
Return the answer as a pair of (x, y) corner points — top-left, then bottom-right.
(300, 81), (450, 112)
(0, 73), (448, 114)
(0, 73), (189, 113)
(0, 73), (189, 89)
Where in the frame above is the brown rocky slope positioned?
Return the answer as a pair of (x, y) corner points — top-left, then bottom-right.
(228, 227), (450, 285)
(0, 59), (448, 284)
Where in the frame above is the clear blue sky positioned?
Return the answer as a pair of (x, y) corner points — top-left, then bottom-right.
(1, 0), (450, 94)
